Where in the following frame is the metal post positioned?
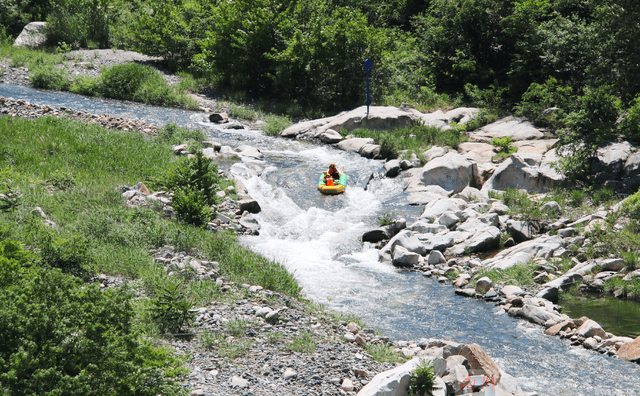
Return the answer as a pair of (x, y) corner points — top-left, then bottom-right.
(365, 59), (371, 118)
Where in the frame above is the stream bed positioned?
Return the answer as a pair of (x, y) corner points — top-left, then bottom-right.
(2, 83), (639, 396)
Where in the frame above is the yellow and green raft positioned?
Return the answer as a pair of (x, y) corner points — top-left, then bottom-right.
(318, 173), (347, 195)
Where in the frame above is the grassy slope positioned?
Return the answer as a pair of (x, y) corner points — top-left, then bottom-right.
(0, 116), (300, 301)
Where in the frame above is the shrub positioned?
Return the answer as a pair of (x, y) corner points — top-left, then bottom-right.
(171, 189), (213, 227)
(0, 239), (36, 288)
(38, 232), (93, 281)
(0, 269), (187, 395)
(30, 66), (71, 91)
(491, 136), (517, 160)
(378, 212), (395, 226)
(150, 278), (195, 335)
(407, 359), (436, 396)
(163, 151), (220, 207)
(47, 169), (76, 191)
(514, 77), (573, 127)
(621, 190), (640, 220)
(569, 189), (586, 207)
(70, 75), (101, 96)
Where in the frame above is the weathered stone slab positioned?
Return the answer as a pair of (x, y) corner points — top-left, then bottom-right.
(470, 117), (544, 142)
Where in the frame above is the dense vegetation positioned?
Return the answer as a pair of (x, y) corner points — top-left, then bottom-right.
(2, 0), (639, 177)
(0, 116), (301, 393)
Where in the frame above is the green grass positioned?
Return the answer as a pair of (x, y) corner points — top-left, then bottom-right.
(0, 116), (301, 299)
(365, 343), (407, 363)
(491, 136), (517, 161)
(603, 277), (640, 300)
(284, 331), (317, 354)
(379, 87), (461, 113)
(0, 41), (64, 69)
(347, 123), (467, 161)
(263, 114), (293, 136)
(472, 260), (538, 287)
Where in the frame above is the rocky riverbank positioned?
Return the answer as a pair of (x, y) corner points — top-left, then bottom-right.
(0, 93), (535, 395)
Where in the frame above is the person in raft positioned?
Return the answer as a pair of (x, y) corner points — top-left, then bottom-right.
(328, 163), (341, 181)
(322, 171), (334, 186)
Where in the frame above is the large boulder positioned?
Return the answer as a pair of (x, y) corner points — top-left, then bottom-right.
(458, 343), (501, 382)
(616, 336), (640, 363)
(419, 198), (467, 221)
(13, 22), (47, 48)
(356, 357), (445, 396)
(383, 230), (427, 257)
(481, 153), (564, 194)
(469, 117), (544, 142)
(576, 319), (607, 339)
(483, 235), (564, 271)
(411, 152), (480, 194)
(337, 137), (375, 153)
(591, 141), (632, 176)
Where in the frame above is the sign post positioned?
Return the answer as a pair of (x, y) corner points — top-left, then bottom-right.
(364, 59), (371, 117)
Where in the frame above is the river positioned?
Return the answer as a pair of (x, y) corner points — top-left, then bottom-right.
(2, 83), (639, 396)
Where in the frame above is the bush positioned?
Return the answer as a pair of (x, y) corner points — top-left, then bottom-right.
(171, 189), (213, 227)
(150, 278), (195, 335)
(491, 136), (517, 160)
(0, 269), (187, 396)
(407, 360), (436, 396)
(262, 114), (292, 137)
(38, 231), (93, 280)
(163, 151), (219, 207)
(70, 75), (101, 96)
(100, 63), (197, 109)
(30, 66), (71, 91)
(155, 123), (206, 145)
(514, 77), (573, 127)
(621, 190), (640, 220)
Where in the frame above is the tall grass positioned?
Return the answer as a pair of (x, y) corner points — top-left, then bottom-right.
(347, 123), (467, 161)
(0, 116), (301, 298)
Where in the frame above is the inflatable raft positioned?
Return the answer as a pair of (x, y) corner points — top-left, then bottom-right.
(318, 173), (347, 195)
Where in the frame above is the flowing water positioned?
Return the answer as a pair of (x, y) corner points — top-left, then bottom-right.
(2, 83), (640, 396)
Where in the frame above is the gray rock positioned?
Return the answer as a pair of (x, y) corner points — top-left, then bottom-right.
(283, 368), (297, 380)
(363, 228), (391, 243)
(357, 357), (445, 396)
(230, 375), (249, 388)
(385, 230), (427, 256)
(360, 143), (381, 158)
(541, 201), (562, 217)
(422, 146), (448, 162)
(576, 319), (607, 339)
(482, 153), (564, 194)
(427, 250), (446, 265)
(320, 128), (343, 143)
(410, 152), (480, 195)
(470, 117), (544, 142)
(392, 246), (421, 267)
(475, 277), (493, 294)
(13, 22), (47, 48)
(239, 199), (261, 214)
(436, 211), (460, 228)
(519, 304), (561, 326)
(209, 112), (229, 123)
(420, 198), (468, 221)
(384, 159), (402, 178)
(337, 137), (375, 153)
(506, 219), (539, 242)
(600, 258), (625, 272)
(591, 141), (631, 176)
